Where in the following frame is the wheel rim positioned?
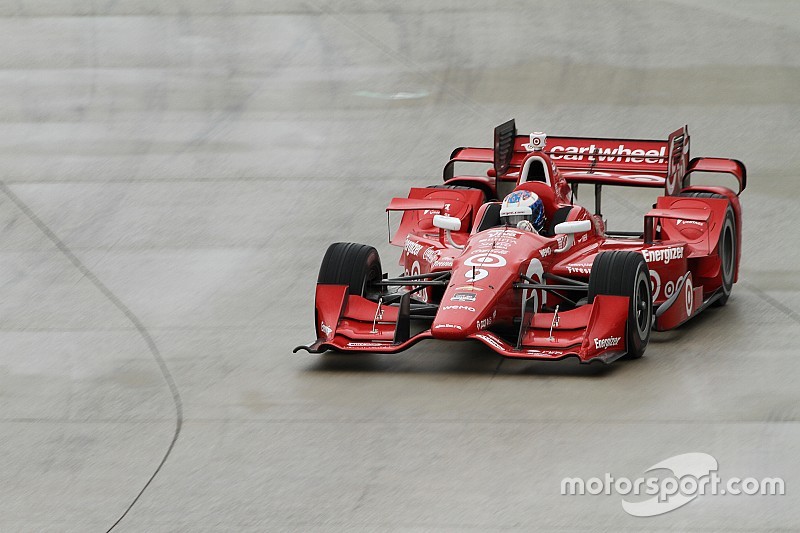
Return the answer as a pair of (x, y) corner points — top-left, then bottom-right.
(362, 263), (382, 300)
(634, 270), (651, 338)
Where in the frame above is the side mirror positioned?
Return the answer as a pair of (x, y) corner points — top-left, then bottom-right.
(433, 214), (461, 232)
(554, 220), (592, 235)
(553, 219), (592, 253)
(432, 215), (464, 249)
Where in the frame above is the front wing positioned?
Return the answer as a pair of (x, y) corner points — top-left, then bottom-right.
(294, 284), (631, 363)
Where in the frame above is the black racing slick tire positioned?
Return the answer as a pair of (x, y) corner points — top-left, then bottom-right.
(713, 207), (736, 306)
(318, 242), (383, 300)
(679, 192), (736, 306)
(588, 251), (653, 359)
(427, 184), (489, 202)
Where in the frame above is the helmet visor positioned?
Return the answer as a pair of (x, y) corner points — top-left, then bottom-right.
(502, 214), (529, 226)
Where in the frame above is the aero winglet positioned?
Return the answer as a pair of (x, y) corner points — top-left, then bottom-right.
(394, 292), (411, 344)
(494, 119), (517, 176)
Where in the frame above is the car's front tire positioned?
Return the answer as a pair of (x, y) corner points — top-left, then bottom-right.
(588, 251), (653, 359)
(317, 242), (383, 300)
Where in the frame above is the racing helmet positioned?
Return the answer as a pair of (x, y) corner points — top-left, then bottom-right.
(499, 190), (546, 232)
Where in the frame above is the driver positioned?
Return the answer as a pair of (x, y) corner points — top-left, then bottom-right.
(499, 190), (546, 233)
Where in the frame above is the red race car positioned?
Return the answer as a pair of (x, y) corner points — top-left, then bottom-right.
(295, 120), (745, 363)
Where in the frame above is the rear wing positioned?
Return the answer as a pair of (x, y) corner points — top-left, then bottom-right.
(445, 119), (691, 195)
(547, 125), (689, 196)
(546, 136), (670, 173)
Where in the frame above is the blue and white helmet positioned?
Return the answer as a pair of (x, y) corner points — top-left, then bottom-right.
(500, 190), (545, 232)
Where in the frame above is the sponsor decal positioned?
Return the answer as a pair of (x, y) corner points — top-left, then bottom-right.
(663, 272), (689, 300)
(550, 144), (666, 164)
(613, 174), (663, 183)
(442, 305), (476, 312)
(423, 203), (450, 215)
(451, 292), (477, 302)
(566, 267), (591, 275)
(473, 247), (510, 255)
(525, 258), (546, 308)
(476, 310), (496, 330)
(650, 269), (662, 300)
(464, 252), (507, 282)
(664, 280), (675, 298)
(435, 323), (463, 330)
(642, 246), (684, 265)
(319, 322), (332, 336)
(483, 228), (522, 239)
(404, 238), (423, 256)
(666, 134), (688, 196)
(566, 262), (593, 275)
(476, 318), (492, 329)
(475, 333), (503, 351)
(685, 276), (694, 316)
(540, 247), (552, 258)
(346, 342), (384, 348)
(404, 259), (428, 303)
(433, 257), (454, 269)
(405, 238), (437, 265)
(452, 285), (483, 292)
(423, 247), (438, 264)
(478, 236), (518, 245)
(526, 349), (565, 356)
(676, 219), (704, 227)
(464, 253), (508, 267)
(523, 132), (546, 152)
(594, 336), (622, 350)
(477, 242), (518, 248)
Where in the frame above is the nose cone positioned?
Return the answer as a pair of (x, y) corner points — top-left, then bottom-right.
(432, 289), (494, 340)
(432, 290), (479, 339)
(431, 315), (471, 339)
(433, 226), (542, 339)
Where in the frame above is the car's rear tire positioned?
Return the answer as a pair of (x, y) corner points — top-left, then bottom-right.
(679, 192), (736, 306)
(712, 206), (736, 306)
(427, 184), (489, 202)
(588, 251), (652, 359)
(318, 242), (383, 300)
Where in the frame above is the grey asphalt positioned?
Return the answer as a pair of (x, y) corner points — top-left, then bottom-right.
(1, 1), (798, 531)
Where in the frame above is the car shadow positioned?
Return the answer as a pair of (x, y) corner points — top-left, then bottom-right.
(648, 300), (731, 344)
(304, 339), (619, 378)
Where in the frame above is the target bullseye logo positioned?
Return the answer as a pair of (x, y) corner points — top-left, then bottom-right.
(650, 269), (661, 300)
(685, 276), (693, 316)
(464, 253), (507, 282)
(524, 132), (547, 152)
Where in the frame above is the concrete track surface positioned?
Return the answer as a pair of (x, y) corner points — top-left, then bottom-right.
(1, 1), (798, 531)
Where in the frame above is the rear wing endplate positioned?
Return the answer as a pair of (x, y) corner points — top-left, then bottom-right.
(665, 126), (690, 196)
(683, 157), (747, 196)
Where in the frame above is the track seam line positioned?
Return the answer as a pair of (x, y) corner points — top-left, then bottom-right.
(740, 280), (800, 324)
(0, 182), (184, 532)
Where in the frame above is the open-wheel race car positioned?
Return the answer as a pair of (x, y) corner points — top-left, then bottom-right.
(294, 120), (746, 363)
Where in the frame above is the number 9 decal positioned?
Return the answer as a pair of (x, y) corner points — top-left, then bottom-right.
(463, 253), (507, 282)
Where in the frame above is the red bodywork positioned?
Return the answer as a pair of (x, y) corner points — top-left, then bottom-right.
(296, 122), (745, 363)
